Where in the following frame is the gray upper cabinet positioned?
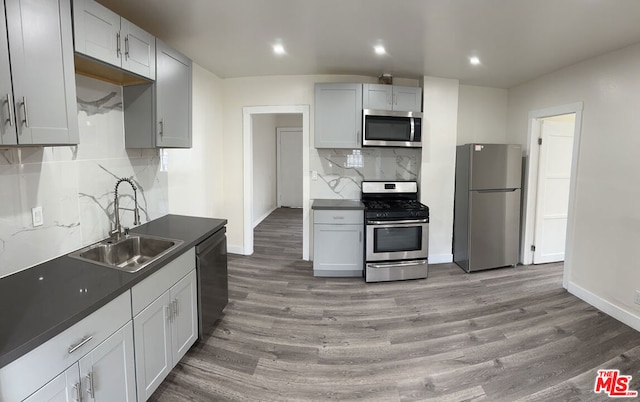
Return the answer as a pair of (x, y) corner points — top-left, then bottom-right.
(156, 41), (192, 148)
(363, 84), (422, 112)
(0, 0), (79, 146)
(314, 83), (362, 149)
(124, 41), (192, 148)
(73, 0), (155, 80)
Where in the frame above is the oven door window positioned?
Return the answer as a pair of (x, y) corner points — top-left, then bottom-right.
(374, 226), (422, 253)
(365, 116), (411, 141)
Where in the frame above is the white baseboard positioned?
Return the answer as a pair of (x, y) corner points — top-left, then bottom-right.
(429, 253), (453, 264)
(567, 281), (640, 333)
(227, 245), (248, 255)
(253, 206), (277, 228)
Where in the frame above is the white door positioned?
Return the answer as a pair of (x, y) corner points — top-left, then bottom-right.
(533, 115), (575, 264)
(78, 322), (137, 402)
(277, 128), (303, 207)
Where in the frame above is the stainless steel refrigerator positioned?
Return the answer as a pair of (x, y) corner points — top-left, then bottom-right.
(453, 144), (522, 272)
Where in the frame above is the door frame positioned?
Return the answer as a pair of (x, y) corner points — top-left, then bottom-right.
(276, 127), (303, 208)
(522, 102), (582, 289)
(242, 106), (310, 260)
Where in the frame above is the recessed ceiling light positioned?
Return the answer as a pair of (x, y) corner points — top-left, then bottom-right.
(273, 44), (285, 55)
(374, 45), (386, 55)
(469, 56), (481, 66)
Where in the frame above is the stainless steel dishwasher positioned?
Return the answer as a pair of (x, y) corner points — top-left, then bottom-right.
(196, 226), (228, 339)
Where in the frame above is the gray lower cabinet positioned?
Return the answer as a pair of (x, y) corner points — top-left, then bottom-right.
(23, 322), (136, 402)
(313, 210), (364, 277)
(0, 0), (78, 146)
(21, 365), (78, 402)
(73, 0), (156, 80)
(124, 40), (192, 149)
(314, 83), (362, 149)
(132, 250), (197, 401)
(0, 292), (133, 402)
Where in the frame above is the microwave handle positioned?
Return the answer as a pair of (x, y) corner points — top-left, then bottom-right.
(409, 118), (415, 142)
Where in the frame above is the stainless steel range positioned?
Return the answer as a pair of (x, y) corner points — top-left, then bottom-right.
(361, 181), (429, 282)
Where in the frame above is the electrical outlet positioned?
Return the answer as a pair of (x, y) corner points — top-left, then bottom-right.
(635, 290), (640, 305)
(311, 171), (318, 181)
(32, 206), (43, 227)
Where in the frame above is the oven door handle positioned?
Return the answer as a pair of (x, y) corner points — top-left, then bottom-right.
(368, 259), (428, 269)
(367, 218), (428, 225)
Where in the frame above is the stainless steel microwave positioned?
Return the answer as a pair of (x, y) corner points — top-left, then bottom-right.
(362, 109), (423, 147)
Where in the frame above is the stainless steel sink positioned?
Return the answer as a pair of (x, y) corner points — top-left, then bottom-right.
(69, 234), (184, 273)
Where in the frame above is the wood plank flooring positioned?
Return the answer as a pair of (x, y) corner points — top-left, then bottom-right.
(150, 208), (640, 401)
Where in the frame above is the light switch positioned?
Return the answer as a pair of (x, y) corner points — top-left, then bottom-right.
(32, 206), (43, 227)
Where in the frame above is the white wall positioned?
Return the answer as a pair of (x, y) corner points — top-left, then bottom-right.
(168, 64), (225, 218)
(507, 42), (640, 330)
(420, 76), (460, 264)
(0, 76), (168, 278)
(276, 113), (303, 127)
(252, 114), (278, 226)
(221, 75), (419, 252)
(457, 85), (508, 145)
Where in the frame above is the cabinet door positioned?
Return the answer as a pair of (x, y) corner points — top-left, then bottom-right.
(121, 19), (156, 80)
(156, 40), (192, 148)
(393, 86), (422, 112)
(134, 292), (173, 401)
(313, 223), (363, 276)
(72, 0), (121, 68)
(314, 83), (362, 149)
(78, 322), (136, 402)
(362, 84), (392, 110)
(23, 365), (79, 402)
(0, 0), (16, 145)
(171, 270), (198, 363)
(5, 0), (79, 145)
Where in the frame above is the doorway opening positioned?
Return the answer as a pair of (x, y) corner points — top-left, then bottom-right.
(522, 102), (583, 289)
(242, 106), (310, 260)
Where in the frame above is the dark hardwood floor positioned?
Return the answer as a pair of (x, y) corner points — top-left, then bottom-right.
(150, 208), (640, 401)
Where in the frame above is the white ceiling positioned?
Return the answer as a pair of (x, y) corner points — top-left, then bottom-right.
(98, 0), (640, 88)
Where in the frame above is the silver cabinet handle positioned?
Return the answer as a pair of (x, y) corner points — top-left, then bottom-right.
(158, 119), (164, 137)
(86, 371), (95, 399)
(4, 94), (13, 126)
(20, 97), (29, 128)
(165, 305), (171, 322)
(116, 32), (121, 58)
(332, 216), (344, 220)
(125, 36), (129, 58)
(68, 335), (93, 354)
(72, 382), (81, 402)
(359, 231), (362, 243)
(173, 299), (179, 317)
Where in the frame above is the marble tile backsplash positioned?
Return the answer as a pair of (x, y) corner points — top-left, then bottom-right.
(0, 75), (168, 278)
(310, 148), (421, 199)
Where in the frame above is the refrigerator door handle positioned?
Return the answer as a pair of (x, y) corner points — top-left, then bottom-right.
(475, 188), (518, 193)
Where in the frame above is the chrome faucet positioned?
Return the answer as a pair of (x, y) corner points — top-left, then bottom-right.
(110, 178), (141, 240)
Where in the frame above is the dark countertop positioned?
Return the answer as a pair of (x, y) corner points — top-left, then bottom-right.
(312, 199), (364, 210)
(0, 214), (227, 369)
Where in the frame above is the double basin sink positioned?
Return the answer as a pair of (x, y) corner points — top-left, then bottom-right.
(69, 233), (184, 273)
